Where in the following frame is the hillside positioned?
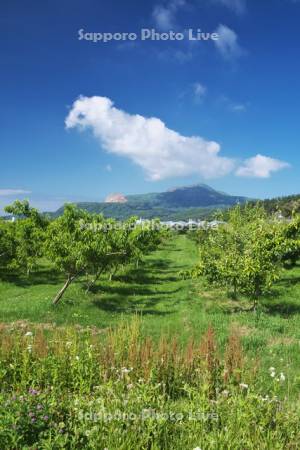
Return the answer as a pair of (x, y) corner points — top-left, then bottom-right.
(54, 184), (248, 220)
(257, 194), (300, 217)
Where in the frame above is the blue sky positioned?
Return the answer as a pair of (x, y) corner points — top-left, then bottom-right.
(1, 0), (300, 212)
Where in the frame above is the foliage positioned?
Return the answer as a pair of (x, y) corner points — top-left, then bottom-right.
(3, 200), (48, 275)
(251, 194), (300, 217)
(0, 219), (16, 268)
(0, 319), (299, 449)
(278, 214), (300, 266)
(44, 204), (164, 304)
(192, 205), (285, 305)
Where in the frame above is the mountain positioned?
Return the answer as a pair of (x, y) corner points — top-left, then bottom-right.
(54, 184), (249, 220)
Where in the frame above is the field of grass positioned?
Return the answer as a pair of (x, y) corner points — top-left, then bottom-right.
(1, 234), (300, 447)
(1, 234), (300, 353)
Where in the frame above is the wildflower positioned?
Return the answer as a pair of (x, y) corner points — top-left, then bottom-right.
(269, 367), (276, 378)
(279, 372), (286, 382)
(31, 418), (36, 423)
(121, 367), (131, 374)
(127, 383), (134, 390)
(75, 356), (80, 361)
(43, 415), (49, 421)
(221, 390), (229, 397)
(239, 383), (249, 390)
(28, 412), (35, 417)
(36, 404), (43, 410)
(66, 341), (72, 347)
(25, 331), (33, 337)
(193, 447), (202, 450)
(29, 388), (39, 396)
(27, 345), (32, 353)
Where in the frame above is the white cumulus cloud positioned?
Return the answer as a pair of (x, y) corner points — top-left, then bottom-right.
(214, 24), (243, 60)
(65, 96), (235, 181)
(65, 96), (290, 181)
(236, 154), (290, 178)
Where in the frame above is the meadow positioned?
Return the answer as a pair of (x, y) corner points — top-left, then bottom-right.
(1, 234), (300, 448)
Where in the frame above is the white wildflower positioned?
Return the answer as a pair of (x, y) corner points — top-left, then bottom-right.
(27, 345), (32, 353)
(25, 331), (33, 337)
(239, 383), (249, 390)
(75, 356), (80, 361)
(279, 372), (285, 382)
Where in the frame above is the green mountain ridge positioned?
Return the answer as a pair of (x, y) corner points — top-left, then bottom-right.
(54, 184), (249, 220)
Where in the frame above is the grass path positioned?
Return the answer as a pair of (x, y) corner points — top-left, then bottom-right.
(0, 235), (199, 333)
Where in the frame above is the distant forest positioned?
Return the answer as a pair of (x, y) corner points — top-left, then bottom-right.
(251, 194), (300, 217)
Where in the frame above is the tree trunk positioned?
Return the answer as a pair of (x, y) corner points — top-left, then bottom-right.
(109, 266), (117, 282)
(253, 297), (257, 311)
(85, 266), (106, 294)
(52, 275), (76, 305)
(233, 279), (237, 300)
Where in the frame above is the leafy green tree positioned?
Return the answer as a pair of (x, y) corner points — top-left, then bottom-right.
(124, 219), (162, 269)
(279, 214), (300, 266)
(192, 205), (283, 308)
(82, 216), (127, 292)
(4, 200), (48, 275)
(0, 219), (16, 270)
(45, 204), (94, 304)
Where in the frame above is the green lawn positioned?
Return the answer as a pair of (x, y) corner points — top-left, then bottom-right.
(1, 234), (300, 397)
